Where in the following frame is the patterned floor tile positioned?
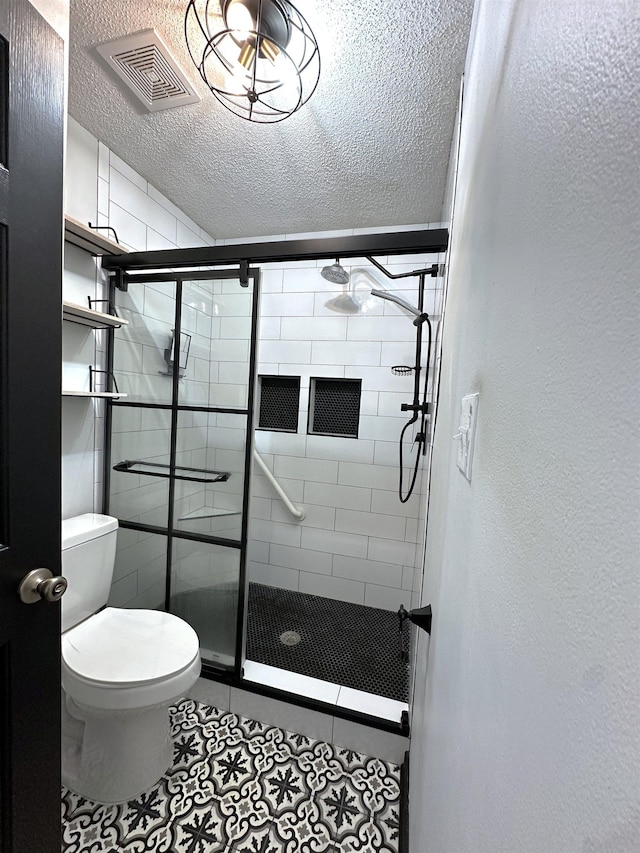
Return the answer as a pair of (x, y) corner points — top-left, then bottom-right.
(229, 824), (284, 853)
(350, 758), (400, 816)
(374, 801), (401, 850)
(209, 743), (258, 796)
(294, 741), (348, 796)
(218, 777), (273, 845)
(270, 798), (334, 852)
(62, 790), (121, 852)
(331, 817), (398, 853)
(315, 778), (369, 842)
(260, 759), (313, 817)
(114, 784), (173, 850)
(171, 699), (225, 735)
(62, 698), (402, 853)
(239, 717), (300, 774)
(170, 802), (228, 852)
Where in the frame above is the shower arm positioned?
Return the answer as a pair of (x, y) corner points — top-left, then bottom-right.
(365, 255), (440, 280)
(365, 254), (438, 325)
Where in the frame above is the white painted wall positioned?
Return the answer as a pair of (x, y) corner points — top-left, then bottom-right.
(410, 1), (640, 851)
(29, 0), (68, 39)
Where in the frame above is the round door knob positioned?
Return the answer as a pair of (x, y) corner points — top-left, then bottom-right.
(18, 568), (68, 604)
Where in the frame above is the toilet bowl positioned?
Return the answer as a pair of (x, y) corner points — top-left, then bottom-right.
(61, 514), (201, 804)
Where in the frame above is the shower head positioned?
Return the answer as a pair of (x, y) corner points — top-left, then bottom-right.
(324, 292), (362, 314)
(321, 259), (350, 285)
(322, 259), (358, 313)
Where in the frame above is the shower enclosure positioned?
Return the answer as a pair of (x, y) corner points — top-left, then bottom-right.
(102, 228), (448, 723)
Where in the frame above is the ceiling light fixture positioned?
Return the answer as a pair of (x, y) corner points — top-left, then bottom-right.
(184, 0), (320, 123)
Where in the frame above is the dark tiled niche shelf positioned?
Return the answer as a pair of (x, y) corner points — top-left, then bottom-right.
(257, 375), (300, 432)
(308, 377), (361, 438)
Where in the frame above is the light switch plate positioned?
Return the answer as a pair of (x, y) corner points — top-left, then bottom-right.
(456, 393), (479, 480)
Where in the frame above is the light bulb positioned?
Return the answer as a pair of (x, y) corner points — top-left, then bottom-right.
(225, 0), (253, 33)
(261, 38), (280, 64)
(238, 41), (256, 70)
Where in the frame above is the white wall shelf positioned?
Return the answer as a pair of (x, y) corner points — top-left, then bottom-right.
(64, 215), (129, 256)
(62, 390), (127, 399)
(63, 300), (128, 329)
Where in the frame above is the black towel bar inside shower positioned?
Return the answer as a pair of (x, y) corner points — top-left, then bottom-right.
(113, 459), (231, 484)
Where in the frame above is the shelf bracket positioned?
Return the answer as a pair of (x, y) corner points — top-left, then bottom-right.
(88, 222), (120, 244)
(87, 297), (120, 319)
(89, 366), (120, 394)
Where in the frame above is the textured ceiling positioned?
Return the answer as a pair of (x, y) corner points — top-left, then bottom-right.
(69, 0), (474, 240)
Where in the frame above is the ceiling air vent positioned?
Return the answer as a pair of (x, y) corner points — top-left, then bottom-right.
(96, 29), (200, 113)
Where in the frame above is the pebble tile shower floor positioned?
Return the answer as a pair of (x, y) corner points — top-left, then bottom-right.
(61, 699), (401, 852)
(247, 584), (412, 702)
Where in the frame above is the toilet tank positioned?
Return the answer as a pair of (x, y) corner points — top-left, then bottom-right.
(61, 514), (119, 632)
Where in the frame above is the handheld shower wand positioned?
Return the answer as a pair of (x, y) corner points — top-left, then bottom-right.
(369, 289), (430, 326)
(367, 257), (439, 502)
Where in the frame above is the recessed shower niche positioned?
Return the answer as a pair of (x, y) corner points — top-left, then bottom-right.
(106, 269), (258, 674)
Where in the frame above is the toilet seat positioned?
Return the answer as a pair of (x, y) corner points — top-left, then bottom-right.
(62, 607), (201, 710)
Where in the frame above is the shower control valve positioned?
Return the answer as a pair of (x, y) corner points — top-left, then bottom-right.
(401, 402), (431, 414)
(398, 603), (433, 635)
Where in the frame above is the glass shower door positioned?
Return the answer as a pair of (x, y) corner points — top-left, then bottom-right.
(108, 270), (258, 676)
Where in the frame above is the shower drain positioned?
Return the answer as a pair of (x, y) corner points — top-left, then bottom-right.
(279, 630), (302, 646)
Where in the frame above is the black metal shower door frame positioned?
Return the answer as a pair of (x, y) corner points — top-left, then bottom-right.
(104, 267), (261, 680)
(100, 227), (451, 734)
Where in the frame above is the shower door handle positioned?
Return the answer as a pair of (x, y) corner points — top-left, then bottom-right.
(18, 568), (68, 604)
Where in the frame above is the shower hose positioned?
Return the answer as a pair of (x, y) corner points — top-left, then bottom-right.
(399, 314), (432, 503)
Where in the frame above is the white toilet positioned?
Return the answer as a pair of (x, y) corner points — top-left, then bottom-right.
(61, 513), (201, 804)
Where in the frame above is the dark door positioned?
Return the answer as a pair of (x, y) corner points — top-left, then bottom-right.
(0, 0), (64, 849)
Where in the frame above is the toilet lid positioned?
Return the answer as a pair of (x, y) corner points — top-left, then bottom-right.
(62, 607), (200, 686)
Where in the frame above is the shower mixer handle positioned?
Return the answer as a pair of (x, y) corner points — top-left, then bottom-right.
(401, 401), (431, 414)
(398, 603), (433, 635)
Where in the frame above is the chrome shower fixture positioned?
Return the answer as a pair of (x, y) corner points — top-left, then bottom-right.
(369, 289), (418, 316)
(370, 289), (427, 323)
(321, 259), (360, 313)
(320, 259), (350, 285)
(324, 292), (362, 314)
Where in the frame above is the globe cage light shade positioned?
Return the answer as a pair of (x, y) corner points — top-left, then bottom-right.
(184, 0), (321, 123)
